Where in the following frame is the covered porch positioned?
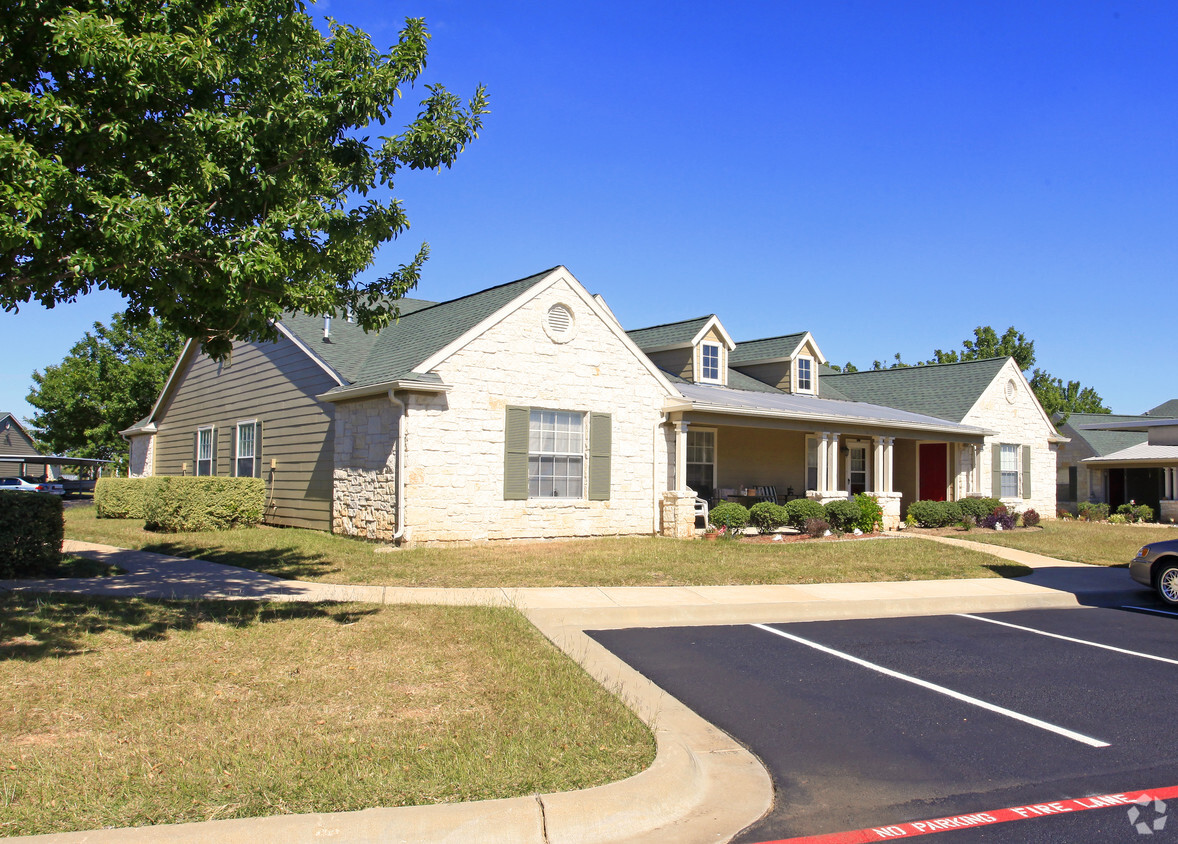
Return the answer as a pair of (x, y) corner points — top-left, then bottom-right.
(660, 385), (993, 535)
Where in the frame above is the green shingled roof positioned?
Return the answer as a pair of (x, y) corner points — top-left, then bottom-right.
(280, 269), (559, 389)
(1145, 399), (1178, 417)
(821, 357), (1009, 423)
(627, 316), (714, 349)
(659, 367), (785, 394)
(1060, 413), (1150, 457)
(729, 333), (808, 365)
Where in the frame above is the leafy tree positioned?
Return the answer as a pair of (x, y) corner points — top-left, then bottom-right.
(26, 313), (185, 466)
(1, 0), (487, 359)
(928, 326), (1036, 371)
(1028, 369), (1110, 422)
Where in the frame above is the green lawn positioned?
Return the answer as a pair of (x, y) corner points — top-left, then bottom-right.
(956, 520), (1178, 567)
(64, 505), (1029, 586)
(0, 595), (654, 837)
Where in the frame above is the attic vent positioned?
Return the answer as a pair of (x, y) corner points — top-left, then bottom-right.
(544, 303), (576, 343)
(1004, 379), (1017, 404)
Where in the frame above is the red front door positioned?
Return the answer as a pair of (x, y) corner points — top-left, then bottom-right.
(919, 443), (948, 501)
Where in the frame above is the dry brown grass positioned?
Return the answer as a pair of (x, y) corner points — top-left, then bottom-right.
(957, 519), (1178, 567)
(64, 506), (1028, 586)
(0, 595), (653, 836)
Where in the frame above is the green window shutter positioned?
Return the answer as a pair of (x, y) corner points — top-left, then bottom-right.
(193, 432), (199, 476)
(1022, 445), (1032, 499)
(1068, 465), (1077, 501)
(503, 407), (530, 500)
(991, 444), (1002, 497)
(588, 412), (612, 501)
(211, 428), (218, 476)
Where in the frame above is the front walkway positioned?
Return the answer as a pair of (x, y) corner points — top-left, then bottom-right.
(0, 537), (1144, 844)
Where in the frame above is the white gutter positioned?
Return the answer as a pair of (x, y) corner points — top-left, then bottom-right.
(316, 379), (451, 403)
(675, 399), (997, 438)
(389, 390), (407, 544)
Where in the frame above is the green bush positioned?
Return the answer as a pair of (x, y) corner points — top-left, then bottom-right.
(1108, 513), (1127, 525)
(905, 499), (962, 528)
(708, 501), (749, 533)
(824, 499), (861, 533)
(852, 493), (884, 532)
(143, 477), (266, 532)
(95, 477), (148, 519)
(748, 501), (788, 534)
(785, 498), (825, 530)
(0, 492), (63, 577)
(957, 497), (1001, 521)
(1135, 504), (1155, 523)
(1078, 501), (1109, 522)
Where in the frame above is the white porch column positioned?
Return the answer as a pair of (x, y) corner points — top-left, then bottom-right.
(873, 437), (886, 493)
(885, 437), (895, 492)
(674, 420), (689, 492)
(827, 432), (840, 491)
(1166, 467), (1175, 501)
(816, 433), (829, 493)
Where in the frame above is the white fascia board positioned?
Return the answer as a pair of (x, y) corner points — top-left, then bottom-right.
(273, 322), (347, 387)
(316, 379), (452, 403)
(690, 315), (736, 351)
(799, 332), (827, 365)
(732, 332), (824, 366)
(416, 266), (681, 399)
(678, 399), (996, 438)
(118, 422), (157, 436)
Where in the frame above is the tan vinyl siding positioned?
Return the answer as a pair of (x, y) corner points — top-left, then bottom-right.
(644, 348), (693, 381)
(732, 361), (792, 391)
(714, 427), (807, 494)
(152, 337), (337, 530)
(0, 418), (40, 478)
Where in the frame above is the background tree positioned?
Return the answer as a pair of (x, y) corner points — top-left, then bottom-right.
(27, 313), (185, 467)
(1027, 370), (1111, 422)
(1, 0), (487, 359)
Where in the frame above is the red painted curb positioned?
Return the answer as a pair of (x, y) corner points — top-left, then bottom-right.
(754, 785), (1178, 843)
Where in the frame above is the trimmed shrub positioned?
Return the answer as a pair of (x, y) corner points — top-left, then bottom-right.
(143, 477), (266, 532)
(824, 499), (861, 533)
(748, 501), (788, 534)
(852, 493), (884, 533)
(1135, 504), (1155, 523)
(0, 492), (63, 577)
(785, 498), (825, 530)
(1108, 513), (1128, 525)
(709, 501), (750, 533)
(1021, 508), (1041, 528)
(957, 497), (1001, 522)
(905, 499), (962, 528)
(1078, 502), (1109, 522)
(804, 517), (830, 538)
(95, 477), (148, 519)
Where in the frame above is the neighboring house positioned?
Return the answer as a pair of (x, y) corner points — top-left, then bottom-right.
(123, 266), (1063, 544)
(0, 413), (41, 478)
(1053, 401), (1178, 521)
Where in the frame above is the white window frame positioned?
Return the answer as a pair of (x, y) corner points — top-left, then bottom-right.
(196, 426), (214, 476)
(699, 341), (723, 384)
(686, 427), (717, 498)
(999, 443), (1019, 498)
(795, 355), (815, 393)
(235, 420), (258, 478)
(527, 410), (585, 499)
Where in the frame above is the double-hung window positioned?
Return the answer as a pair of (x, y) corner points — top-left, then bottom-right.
(686, 429), (715, 499)
(796, 357), (813, 392)
(528, 410), (584, 498)
(236, 421), (260, 477)
(700, 342), (721, 382)
(999, 444), (1019, 497)
(196, 426), (214, 476)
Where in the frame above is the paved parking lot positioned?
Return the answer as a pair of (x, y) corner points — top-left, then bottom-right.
(590, 603), (1178, 843)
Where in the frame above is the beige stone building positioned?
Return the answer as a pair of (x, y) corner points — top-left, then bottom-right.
(123, 266), (1064, 543)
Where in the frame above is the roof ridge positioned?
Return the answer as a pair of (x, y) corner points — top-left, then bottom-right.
(734, 331), (808, 345)
(393, 266), (562, 319)
(627, 314), (715, 334)
(824, 356), (1010, 376)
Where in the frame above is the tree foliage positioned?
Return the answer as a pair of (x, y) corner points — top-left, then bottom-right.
(1028, 370), (1110, 422)
(1, 0), (487, 358)
(26, 313), (185, 465)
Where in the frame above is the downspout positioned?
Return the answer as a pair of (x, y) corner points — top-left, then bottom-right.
(388, 390), (407, 543)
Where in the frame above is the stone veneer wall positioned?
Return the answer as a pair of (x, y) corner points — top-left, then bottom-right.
(962, 360), (1059, 518)
(401, 278), (671, 544)
(332, 396), (399, 540)
(127, 434), (154, 478)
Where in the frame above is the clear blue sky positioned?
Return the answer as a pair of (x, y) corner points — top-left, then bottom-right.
(4, 0), (1174, 427)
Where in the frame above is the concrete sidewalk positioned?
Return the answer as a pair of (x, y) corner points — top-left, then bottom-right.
(0, 537), (1146, 844)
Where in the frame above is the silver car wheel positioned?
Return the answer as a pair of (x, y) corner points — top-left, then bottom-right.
(1157, 565), (1178, 605)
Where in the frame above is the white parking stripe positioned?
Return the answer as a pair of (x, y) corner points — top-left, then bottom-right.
(751, 623), (1110, 748)
(958, 613), (1178, 666)
(1123, 605), (1178, 619)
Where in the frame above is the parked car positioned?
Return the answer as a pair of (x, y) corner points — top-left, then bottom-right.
(0, 477), (65, 495)
(1130, 538), (1178, 605)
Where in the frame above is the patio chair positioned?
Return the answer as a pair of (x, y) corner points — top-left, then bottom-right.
(755, 486), (778, 504)
(695, 497), (709, 529)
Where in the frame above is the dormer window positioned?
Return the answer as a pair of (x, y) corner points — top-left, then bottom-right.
(796, 356), (814, 392)
(700, 342), (722, 383)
